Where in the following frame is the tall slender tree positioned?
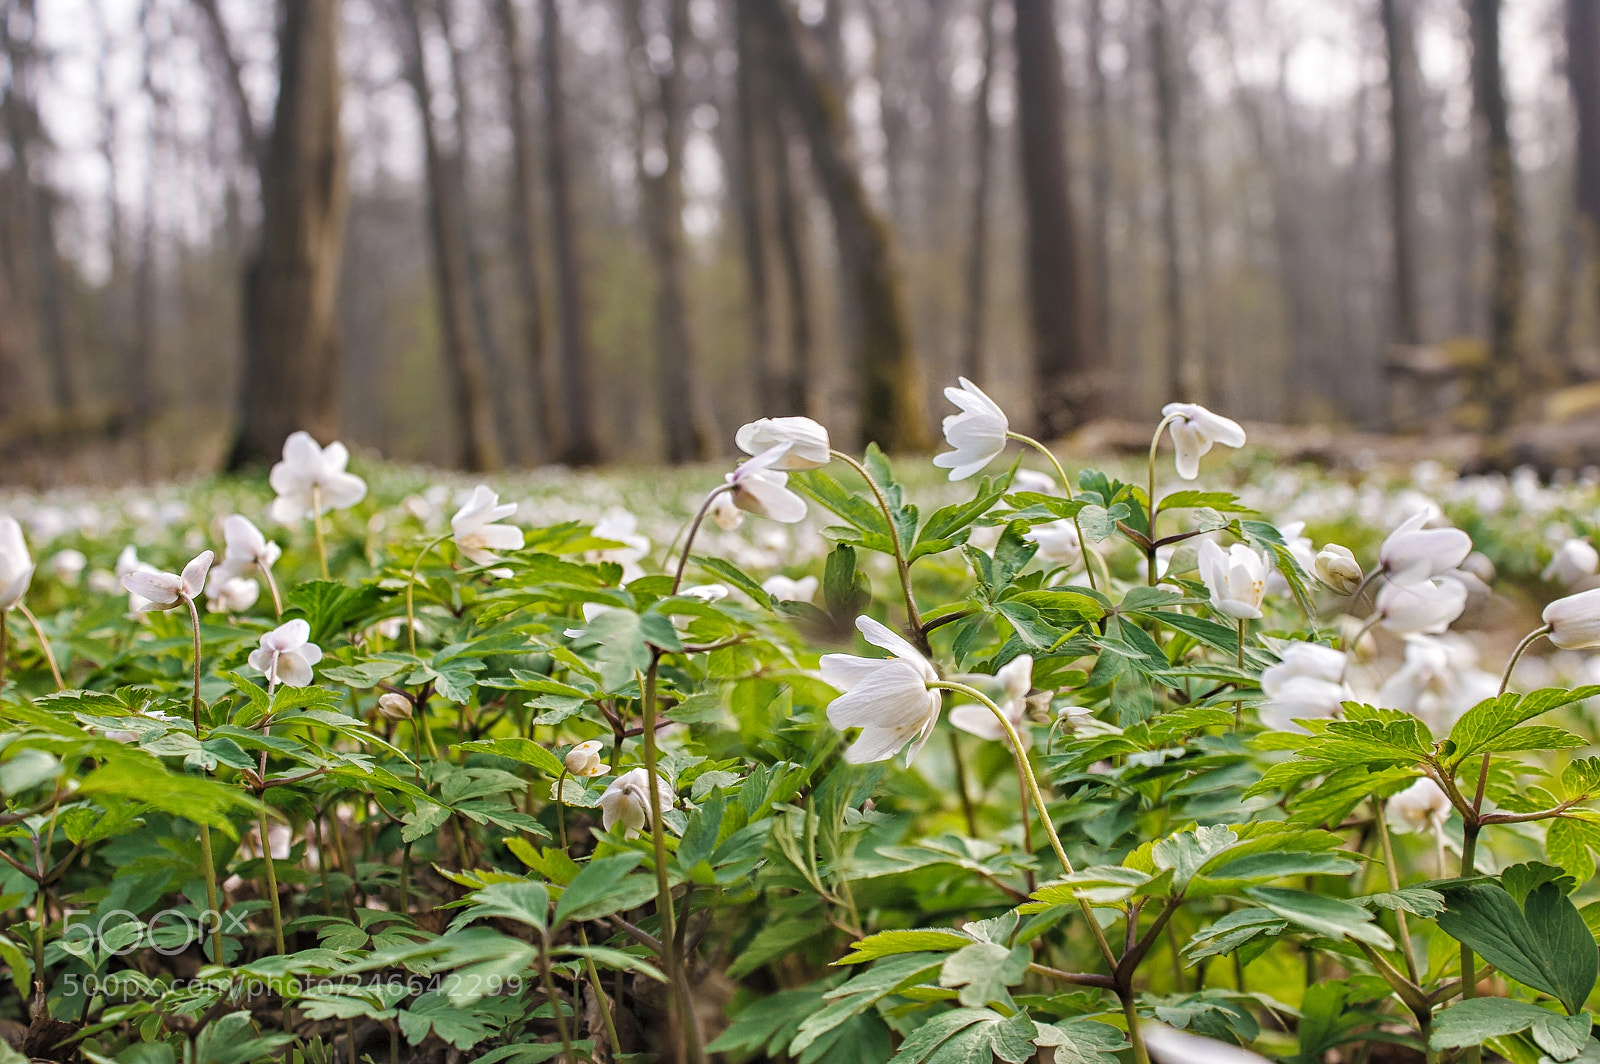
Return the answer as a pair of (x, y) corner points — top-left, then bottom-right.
(768, 107), (814, 416)
(1149, 0), (1186, 402)
(1382, 0), (1424, 348)
(1013, 0), (1093, 433)
(960, 0), (996, 381)
(1086, 0), (1113, 378)
(732, 0), (777, 413)
(1570, 0), (1600, 339)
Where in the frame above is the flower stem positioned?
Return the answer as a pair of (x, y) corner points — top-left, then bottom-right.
(259, 804), (286, 954)
(577, 925), (623, 1057)
(1372, 795), (1421, 986)
(311, 485), (330, 580)
(556, 768), (570, 850)
(947, 731), (978, 837)
(260, 564), (284, 618)
(406, 535), (452, 655)
(537, 933), (577, 1062)
(831, 450), (926, 650)
(1006, 431), (1098, 592)
(198, 823), (223, 963)
(1, 609), (10, 697)
(1145, 415), (1181, 586)
(1497, 624), (1551, 696)
(16, 605), (63, 691)
(1235, 618), (1247, 727)
(672, 484), (735, 595)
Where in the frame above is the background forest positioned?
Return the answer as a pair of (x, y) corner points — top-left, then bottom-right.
(0, 0), (1597, 476)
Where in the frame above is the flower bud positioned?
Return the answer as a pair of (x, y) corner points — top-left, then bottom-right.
(1313, 544), (1363, 595)
(564, 739), (606, 777)
(1543, 587), (1600, 650)
(377, 693), (413, 721)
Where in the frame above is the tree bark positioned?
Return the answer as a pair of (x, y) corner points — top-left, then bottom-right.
(490, 0), (555, 460)
(732, 0), (777, 413)
(1469, 0), (1524, 431)
(540, 0), (601, 465)
(227, 0), (350, 468)
(1013, 0), (1093, 434)
(395, 0), (503, 471)
(623, 0), (714, 463)
(1570, 0), (1600, 359)
(749, 0), (929, 451)
(1086, 0), (1112, 380)
(1149, 0), (1186, 402)
(769, 108), (813, 416)
(959, 0), (996, 381)
(1382, 0), (1423, 347)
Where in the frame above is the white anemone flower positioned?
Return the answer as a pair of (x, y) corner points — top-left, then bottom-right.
(1314, 544), (1363, 594)
(933, 378), (1009, 481)
(949, 654), (1033, 745)
(708, 492), (744, 531)
(1377, 636), (1495, 733)
(822, 616), (943, 765)
(0, 517), (34, 611)
(564, 740), (606, 777)
(247, 618), (323, 688)
(451, 485), (524, 566)
(1197, 541), (1269, 620)
(762, 574), (818, 603)
(122, 551), (213, 612)
(1259, 642), (1350, 731)
(1160, 403), (1246, 480)
(726, 443), (808, 523)
(1024, 520), (1082, 570)
(207, 577), (260, 614)
(214, 514), (282, 583)
(267, 431), (368, 524)
(734, 417), (831, 470)
(50, 549), (86, 587)
(679, 583), (730, 602)
(1379, 509), (1471, 585)
(1544, 587), (1600, 650)
(1376, 578), (1467, 636)
(597, 767), (675, 836)
(1544, 538), (1599, 588)
(1387, 777), (1451, 834)
(589, 510), (651, 583)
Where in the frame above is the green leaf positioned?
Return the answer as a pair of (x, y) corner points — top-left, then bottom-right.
(1243, 887), (1394, 949)
(1437, 881), (1598, 1014)
(454, 737), (566, 776)
(0, 934), (29, 1001)
(1154, 825), (1238, 895)
(460, 880), (549, 932)
(1430, 997), (1591, 1057)
(836, 928), (976, 965)
(553, 854), (650, 926)
(1448, 688), (1600, 762)
(938, 941), (1030, 1008)
(398, 990), (503, 1050)
(790, 955), (944, 1054)
(693, 557), (773, 607)
(1357, 888), (1446, 919)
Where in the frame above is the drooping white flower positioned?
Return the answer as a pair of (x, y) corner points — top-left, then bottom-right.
(1379, 509), (1471, 586)
(1259, 642), (1350, 731)
(50, 549), (86, 587)
(762, 574), (818, 603)
(708, 492), (744, 531)
(933, 378), (1009, 481)
(1376, 578), (1467, 636)
(564, 739), (607, 777)
(1387, 777), (1452, 834)
(1160, 403), (1246, 480)
(1377, 636), (1497, 732)
(267, 431), (368, 524)
(1544, 538), (1599, 588)
(1314, 544), (1363, 594)
(950, 654), (1033, 745)
(679, 583), (729, 602)
(589, 509), (651, 583)
(214, 514), (282, 583)
(597, 767), (675, 836)
(734, 417), (831, 470)
(1544, 587), (1600, 650)
(1024, 520), (1082, 570)
(122, 550), (213, 612)
(1197, 541), (1269, 620)
(726, 444), (808, 523)
(246, 618), (323, 688)
(822, 615), (943, 765)
(1144, 1022), (1273, 1064)
(0, 518), (34, 611)
(207, 577), (260, 614)
(1013, 468), (1062, 495)
(451, 485), (524, 566)
(376, 692), (413, 721)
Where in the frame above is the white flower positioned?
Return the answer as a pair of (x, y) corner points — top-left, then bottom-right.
(1544, 587), (1600, 650)
(597, 767), (674, 836)
(1379, 509), (1471, 585)
(0, 518), (34, 611)
(1160, 403), (1246, 480)
(451, 485), (524, 566)
(1314, 544), (1363, 594)
(247, 618), (323, 688)
(1259, 642), (1350, 731)
(1024, 520), (1082, 569)
(1388, 777), (1451, 834)
(207, 577), (260, 614)
(1013, 468), (1061, 495)
(1544, 539), (1599, 588)
(708, 492), (744, 531)
(680, 583), (729, 602)
(87, 569), (119, 595)
(734, 417), (831, 470)
(214, 515), (282, 583)
(50, 549), (86, 586)
(1377, 636), (1497, 732)
(726, 444), (808, 523)
(762, 574), (818, 603)
(822, 615), (943, 765)
(377, 692), (413, 721)
(266, 431), (367, 524)
(1197, 541), (1269, 620)
(950, 654), (1033, 745)
(122, 550), (213, 611)
(564, 739), (606, 777)
(1376, 578), (1467, 636)
(1144, 1022), (1273, 1064)
(589, 510), (651, 583)
(933, 378), (1009, 481)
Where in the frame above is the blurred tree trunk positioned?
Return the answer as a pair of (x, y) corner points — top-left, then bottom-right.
(769, 109), (813, 415)
(959, 0), (995, 381)
(130, 8), (162, 477)
(396, 0), (502, 471)
(1382, 0), (1423, 348)
(540, 0), (601, 465)
(750, 0), (929, 452)
(1469, 0), (1524, 431)
(1013, 0), (1093, 433)
(490, 0), (554, 460)
(622, 0), (713, 464)
(437, 0), (521, 462)
(225, 0), (349, 468)
(1149, 0), (1186, 402)
(732, 0), (777, 413)
(1570, 0), (1600, 359)
(1086, 0), (1112, 384)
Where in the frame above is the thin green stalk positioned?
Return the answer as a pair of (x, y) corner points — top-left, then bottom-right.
(1372, 796), (1421, 986)
(947, 731), (979, 837)
(16, 605), (63, 691)
(1121, 993), (1152, 1064)
(260, 564), (284, 618)
(312, 485), (330, 580)
(184, 595), (223, 964)
(671, 484), (735, 596)
(537, 934), (577, 1062)
(1498, 625), (1551, 696)
(1145, 415), (1181, 585)
(0, 611), (8, 696)
(556, 768), (570, 850)
(1006, 431), (1098, 591)
(259, 805), (285, 955)
(406, 534), (452, 655)
(1234, 618), (1247, 726)
(577, 926), (623, 1058)
(831, 450), (927, 650)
